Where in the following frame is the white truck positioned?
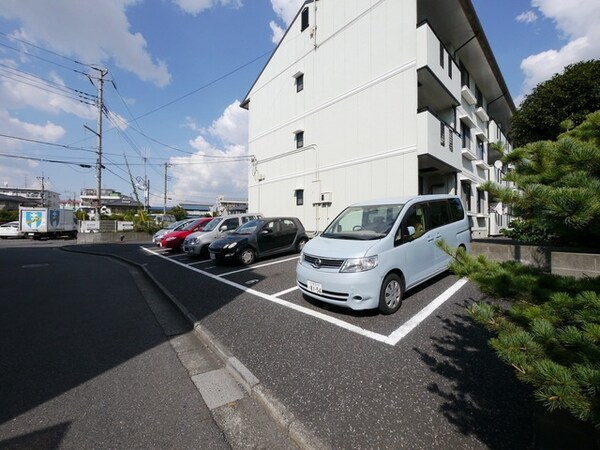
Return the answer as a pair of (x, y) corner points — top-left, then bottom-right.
(19, 207), (78, 240)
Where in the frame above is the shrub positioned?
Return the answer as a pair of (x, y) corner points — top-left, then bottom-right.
(441, 241), (600, 427)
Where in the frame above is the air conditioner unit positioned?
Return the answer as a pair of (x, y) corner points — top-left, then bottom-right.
(320, 192), (332, 203)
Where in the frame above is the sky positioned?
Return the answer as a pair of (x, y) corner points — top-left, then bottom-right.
(0, 0), (598, 207)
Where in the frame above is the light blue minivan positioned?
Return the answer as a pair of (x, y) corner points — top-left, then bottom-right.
(296, 195), (471, 314)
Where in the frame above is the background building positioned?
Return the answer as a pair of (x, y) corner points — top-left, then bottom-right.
(242, 0), (514, 236)
(79, 188), (143, 218)
(0, 187), (59, 208)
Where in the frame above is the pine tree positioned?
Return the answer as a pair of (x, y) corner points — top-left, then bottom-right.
(483, 111), (600, 246)
(439, 241), (600, 428)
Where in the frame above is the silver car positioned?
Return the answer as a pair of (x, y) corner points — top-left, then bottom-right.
(152, 218), (195, 244)
(183, 213), (262, 257)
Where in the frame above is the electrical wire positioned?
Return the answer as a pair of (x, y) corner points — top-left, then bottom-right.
(0, 62), (96, 102)
(0, 30), (92, 69)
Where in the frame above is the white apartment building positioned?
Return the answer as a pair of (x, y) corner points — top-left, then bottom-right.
(241, 0), (514, 237)
(0, 186), (59, 207)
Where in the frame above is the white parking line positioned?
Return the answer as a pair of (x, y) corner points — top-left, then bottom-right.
(384, 278), (469, 345)
(188, 259), (214, 266)
(142, 247), (467, 346)
(218, 256), (299, 277)
(273, 286), (299, 297)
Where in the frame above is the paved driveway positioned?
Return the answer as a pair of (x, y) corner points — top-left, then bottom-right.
(132, 244), (534, 449)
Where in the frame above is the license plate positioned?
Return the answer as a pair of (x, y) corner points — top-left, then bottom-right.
(210, 253), (216, 260)
(307, 280), (322, 295)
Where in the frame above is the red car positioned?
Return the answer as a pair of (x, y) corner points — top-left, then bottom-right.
(159, 217), (213, 251)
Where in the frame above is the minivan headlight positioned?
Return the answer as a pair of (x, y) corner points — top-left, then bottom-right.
(340, 256), (378, 273)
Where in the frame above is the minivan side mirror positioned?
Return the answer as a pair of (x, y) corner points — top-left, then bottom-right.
(219, 225), (228, 232)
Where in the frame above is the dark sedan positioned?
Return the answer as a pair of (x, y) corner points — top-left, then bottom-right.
(208, 217), (308, 265)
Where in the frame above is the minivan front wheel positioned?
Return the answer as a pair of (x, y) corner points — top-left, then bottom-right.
(378, 273), (403, 314)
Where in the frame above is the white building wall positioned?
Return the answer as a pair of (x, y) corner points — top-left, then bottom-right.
(248, 0), (418, 233)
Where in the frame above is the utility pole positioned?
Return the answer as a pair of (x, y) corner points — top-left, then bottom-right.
(88, 66), (108, 219)
(37, 172), (46, 207)
(163, 163), (171, 214)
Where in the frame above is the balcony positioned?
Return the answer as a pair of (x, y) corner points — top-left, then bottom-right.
(461, 85), (477, 105)
(417, 109), (462, 170)
(475, 159), (489, 170)
(475, 106), (489, 122)
(457, 108), (477, 128)
(474, 127), (488, 142)
(461, 147), (477, 161)
(416, 23), (461, 111)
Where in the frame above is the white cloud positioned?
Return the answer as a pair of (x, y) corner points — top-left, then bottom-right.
(517, 0), (600, 101)
(269, 0), (304, 42)
(0, 67), (97, 119)
(269, 21), (286, 44)
(516, 11), (538, 24)
(271, 0), (303, 25)
(0, 110), (66, 150)
(0, 109), (63, 188)
(206, 100), (248, 145)
(172, 0), (242, 16)
(169, 101), (249, 203)
(0, 0), (172, 87)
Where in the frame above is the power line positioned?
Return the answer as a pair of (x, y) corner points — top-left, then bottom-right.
(0, 62), (96, 101)
(0, 133), (96, 153)
(0, 30), (92, 71)
(113, 49), (272, 124)
(0, 69), (96, 106)
(0, 152), (95, 167)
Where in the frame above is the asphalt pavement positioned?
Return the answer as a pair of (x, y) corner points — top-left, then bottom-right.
(54, 241), (538, 449)
(0, 242), (298, 449)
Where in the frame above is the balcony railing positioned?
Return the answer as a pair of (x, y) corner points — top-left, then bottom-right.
(416, 23), (461, 101)
(417, 109), (461, 169)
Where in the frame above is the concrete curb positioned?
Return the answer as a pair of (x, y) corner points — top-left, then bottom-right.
(60, 245), (327, 450)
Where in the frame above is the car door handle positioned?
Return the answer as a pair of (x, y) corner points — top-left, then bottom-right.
(427, 235), (434, 242)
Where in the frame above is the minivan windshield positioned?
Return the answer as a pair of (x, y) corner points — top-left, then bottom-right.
(321, 203), (405, 240)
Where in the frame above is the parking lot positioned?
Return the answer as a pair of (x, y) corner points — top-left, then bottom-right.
(142, 245), (469, 346)
(3, 238), (535, 448)
(139, 243), (534, 449)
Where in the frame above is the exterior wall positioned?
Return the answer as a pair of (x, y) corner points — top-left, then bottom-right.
(247, 0), (418, 233)
(487, 120), (513, 235)
(245, 0), (514, 235)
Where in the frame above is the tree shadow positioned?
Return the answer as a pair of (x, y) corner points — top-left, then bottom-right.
(414, 296), (535, 450)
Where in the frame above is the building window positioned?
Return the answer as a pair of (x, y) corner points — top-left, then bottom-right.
(440, 121), (445, 147)
(477, 189), (485, 214)
(295, 131), (304, 148)
(301, 7), (309, 31)
(295, 73), (304, 92)
(475, 85), (483, 108)
(439, 43), (444, 68)
(460, 63), (469, 88)
(477, 139), (485, 160)
(448, 53), (452, 79)
(461, 181), (472, 211)
(461, 122), (471, 150)
(295, 189), (304, 206)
